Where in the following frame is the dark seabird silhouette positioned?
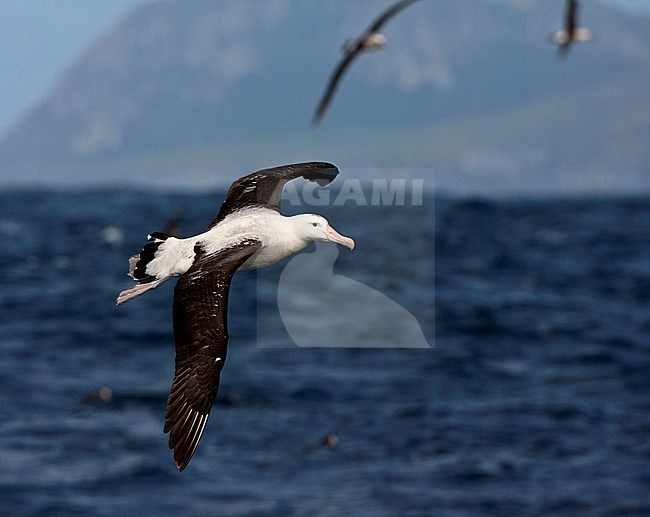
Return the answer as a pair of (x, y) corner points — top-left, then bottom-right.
(552, 0), (593, 56)
(312, 0), (420, 125)
(295, 415), (353, 458)
(117, 162), (355, 471)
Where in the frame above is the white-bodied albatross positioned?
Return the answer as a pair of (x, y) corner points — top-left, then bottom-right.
(116, 162), (354, 471)
(312, 0), (420, 125)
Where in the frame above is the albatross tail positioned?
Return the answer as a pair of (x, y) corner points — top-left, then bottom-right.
(116, 279), (166, 305)
(116, 232), (173, 305)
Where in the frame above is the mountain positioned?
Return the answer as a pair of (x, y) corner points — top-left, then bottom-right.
(1, 0), (649, 193)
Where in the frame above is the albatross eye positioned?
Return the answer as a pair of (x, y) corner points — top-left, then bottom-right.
(311, 222), (319, 227)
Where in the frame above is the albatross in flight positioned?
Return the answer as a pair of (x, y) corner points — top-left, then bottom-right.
(552, 0), (593, 56)
(116, 162), (355, 471)
(312, 0), (420, 125)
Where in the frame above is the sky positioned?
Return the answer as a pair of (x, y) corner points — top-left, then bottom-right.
(0, 0), (144, 137)
(0, 0), (648, 139)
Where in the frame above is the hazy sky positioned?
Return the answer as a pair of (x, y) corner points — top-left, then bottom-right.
(0, 0), (144, 137)
(0, 0), (647, 138)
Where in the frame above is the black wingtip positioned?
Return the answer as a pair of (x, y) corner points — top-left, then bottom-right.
(556, 45), (571, 58)
(299, 162), (339, 186)
(311, 111), (324, 126)
(174, 434), (202, 472)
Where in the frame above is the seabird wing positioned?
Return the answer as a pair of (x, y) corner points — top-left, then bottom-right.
(312, 51), (358, 125)
(551, 30), (570, 46)
(164, 239), (262, 472)
(367, 0), (420, 33)
(566, 0), (578, 38)
(573, 27), (593, 42)
(312, 0), (419, 125)
(209, 162), (339, 227)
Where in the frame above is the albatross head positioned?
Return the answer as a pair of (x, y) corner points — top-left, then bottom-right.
(293, 214), (355, 250)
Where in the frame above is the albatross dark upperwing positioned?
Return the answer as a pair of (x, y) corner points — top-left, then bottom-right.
(566, 0), (578, 37)
(312, 51), (359, 125)
(367, 0), (420, 33)
(209, 162), (339, 227)
(164, 239), (262, 472)
(556, 0), (578, 55)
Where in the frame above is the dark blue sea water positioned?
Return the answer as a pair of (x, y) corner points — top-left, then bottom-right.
(1, 189), (649, 515)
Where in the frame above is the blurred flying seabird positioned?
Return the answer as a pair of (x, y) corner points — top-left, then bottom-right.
(312, 0), (420, 125)
(552, 0), (593, 56)
(292, 415), (355, 463)
(117, 162), (355, 471)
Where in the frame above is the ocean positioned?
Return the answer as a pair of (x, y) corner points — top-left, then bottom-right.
(0, 189), (648, 515)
